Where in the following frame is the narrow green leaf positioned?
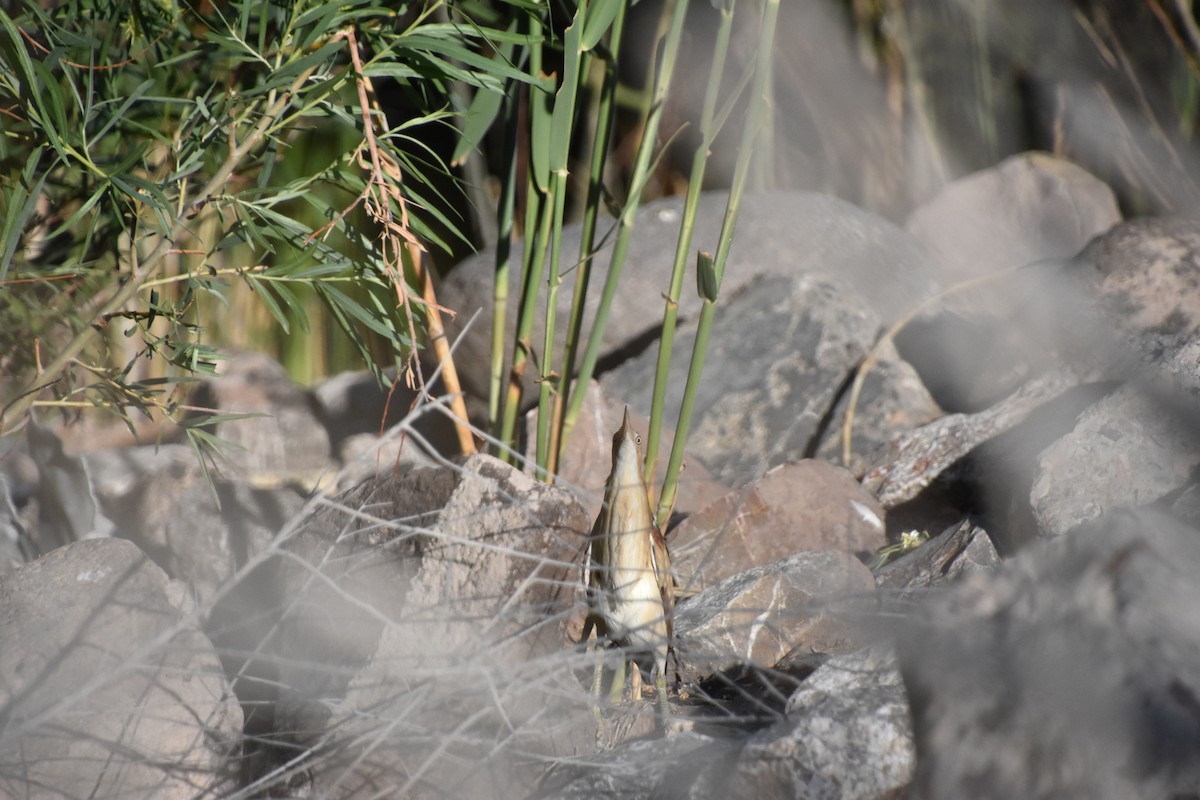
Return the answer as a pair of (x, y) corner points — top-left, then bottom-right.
(89, 79), (155, 142)
(582, 0), (622, 50)
(549, 9), (583, 170)
(0, 151), (50, 280)
(451, 85), (503, 166)
(529, 72), (554, 194)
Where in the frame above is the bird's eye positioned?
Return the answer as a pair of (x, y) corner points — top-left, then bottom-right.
(635, 433), (642, 445)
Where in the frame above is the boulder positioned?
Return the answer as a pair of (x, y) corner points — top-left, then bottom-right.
(899, 508), (1200, 799)
(233, 454), (593, 797)
(1031, 384), (1200, 538)
(603, 272), (941, 488)
(85, 443), (304, 603)
(313, 366), (462, 459)
(899, 153), (1121, 410)
(906, 152), (1120, 284)
(188, 351), (334, 485)
(733, 645), (914, 800)
(670, 459), (886, 596)
(1078, 216), (1200, 344)
(0, 538), (242, 798)
(673, 550), (874, 684)
(439, 191), (943, 412)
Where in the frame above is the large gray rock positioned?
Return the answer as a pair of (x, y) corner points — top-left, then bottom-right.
(673, 550), (875, 684)
(670, 459), (886, 596)
(1023, 218), (1200, 537)
(898, 154), (1121, 411)
(535, 730), (741, 799)
(238, 454), (593, 797)
(189, 351), (334, 484)
(604, 272), (941, 487)
(1078, 216), (1200, 344)
(439, 191), (944, 412)
(26, 419), (114, 554)
(900, 508), (1200, 799)
(0, 538), (242, 798)
(733, 645), (914, 800)
(1031, 383), (1200, 538)
(82, 443), (306, 603)
(313, 366), (462, 460)
(907, 152), (1120, 283)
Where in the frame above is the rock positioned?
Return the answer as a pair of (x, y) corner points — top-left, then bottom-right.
(535, 730), (741, 799)
(899, 153), (1120, 411)
(907, 152), (1120, 283)
(93, 448), (304, 603)
(538, 649), (912, 800)
(670, 459), (886, 596)
(336, 429), (442, 486)
(237, 454), (593, 796)
(312, 366), (408, 447)
(1030, 383), (1200, 538)
(873, 519), (1001, 593)
(899, 508), (1200, 799)
(603, 272), (941, 488)
(818, 336), (945, 476)
(1019, 221), (1200, 538)
(1078, 216), (1200, 343)
(862, 367), (1088, 510)
(673, 550), (875, 684)
(26, 419), (114, 553)
(313, 367), (461, 459)
(732, 645), (914, 800)
(188, 351), (334, 484)
(1168, 483), (1200, 528)
(0, 475), (30, 572)
(439, 191), (943, 410)
(0, 538), (242, 798)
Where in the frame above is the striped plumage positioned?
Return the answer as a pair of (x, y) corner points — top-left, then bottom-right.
(583, 407), (674, 700)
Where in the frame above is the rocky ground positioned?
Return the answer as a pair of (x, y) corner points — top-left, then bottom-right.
(4, 152), (1200, 798)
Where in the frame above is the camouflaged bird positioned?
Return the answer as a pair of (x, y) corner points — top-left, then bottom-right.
(582, 407), (675, 710)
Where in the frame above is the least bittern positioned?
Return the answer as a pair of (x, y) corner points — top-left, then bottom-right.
(582, 407), (675, 715)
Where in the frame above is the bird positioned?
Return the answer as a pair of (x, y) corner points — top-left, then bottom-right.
(581, 406), (675, 715)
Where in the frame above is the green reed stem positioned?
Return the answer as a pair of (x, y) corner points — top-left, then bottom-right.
(487, 69), (522, 445)
(556, 1), (627, 456)
(535, 3), (587, 478)
(561, 0), (690, 439)
(642, 0), (736, 486)
(656, 0), (780, 527)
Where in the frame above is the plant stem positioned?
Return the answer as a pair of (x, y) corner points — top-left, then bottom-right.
(556, 0), (627, 462)
(655, 0), (780, 526)
(487, 39), (524, 447)
(561, 0), (690, 440)
(643, 0), (736, 483)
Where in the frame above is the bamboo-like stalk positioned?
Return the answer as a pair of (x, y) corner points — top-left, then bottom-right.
(534, 3), (587, 479)
(655, 0), (780, 527)
(499, 182), (552, 457)
(412, 242), (475, 455)
(554, 1), (628, 471)
(487, 53), (524, 446)
(561, 0), (691, 439)
(496, 28), (554, 458)
(642, 0), (737, 484)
